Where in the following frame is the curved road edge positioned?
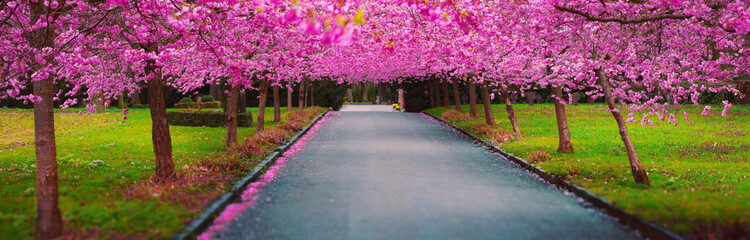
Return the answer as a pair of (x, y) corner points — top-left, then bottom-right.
(420, 112), (683, 240)
(174, 110), (330, 240)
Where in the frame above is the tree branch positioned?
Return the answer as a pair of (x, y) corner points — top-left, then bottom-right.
(554, 5), (690, 24)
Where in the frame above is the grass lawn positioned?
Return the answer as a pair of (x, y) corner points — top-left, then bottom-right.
(425, 103), (750, 239)
(0, 106), (323, 239)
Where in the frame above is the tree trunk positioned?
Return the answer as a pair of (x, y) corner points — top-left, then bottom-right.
(27, 1), (63, 236)
(117, 93), (125, 109)
(146, 60), (174, 182)
(442, 80), (450, 108)
(210, 83), (221, 100)
(362, 83), (368, 102)
(501, 86), (521, 136)
(238, 90), (247, 113)
(452, 78), (462, 112)
(552, 86), (574, 153)
(225, 85), (239, 147)
(34, 75), (62, 240)
(273, 84), (281, 123)
(257, 80), (269, 132)
(596, 69), (650, 185)
(305, 80), (311, 107)
(480, 83), (494, 125)
(130, 91), (141, 105)
(287, 80), (293, 112)
(434, 78), (442, 108)
(428, 80), (435, 107)
(298, 78), (306, 110)
(469, 81), (478, 118)
(310, 81), (315, 107)
(379, 83), (387, 104)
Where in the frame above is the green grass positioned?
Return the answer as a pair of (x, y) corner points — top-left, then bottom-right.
(0, 106), (318, 239)
(425, 103), (750, 238)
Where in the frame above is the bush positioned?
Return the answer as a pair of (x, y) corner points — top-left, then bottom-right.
(179, 97), (194, 103)
(167, 110), (253, 127)
(173, 101), (221, 109)
(201, 95), (215, 102)
(132, 104), (150, 109)
(527, 151), (552, 164)
(313, 81), (347, 111)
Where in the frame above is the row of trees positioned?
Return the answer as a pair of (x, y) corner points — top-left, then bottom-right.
(1, 0), (749, 238)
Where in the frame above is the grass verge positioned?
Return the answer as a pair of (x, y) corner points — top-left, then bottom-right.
(0, 106), (325, 239)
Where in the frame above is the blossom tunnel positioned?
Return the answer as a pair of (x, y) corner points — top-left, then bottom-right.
(1, 0), (750, 238)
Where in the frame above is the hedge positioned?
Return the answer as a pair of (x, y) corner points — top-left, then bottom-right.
(167, 110), (253, 127)
(132, 104), (150, 109)
(174, 101), (221, 109)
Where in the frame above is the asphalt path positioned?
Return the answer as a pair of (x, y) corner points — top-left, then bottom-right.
(212, 109), (638, 240)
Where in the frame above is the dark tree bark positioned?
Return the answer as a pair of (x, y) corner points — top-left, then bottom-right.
(273, 85), (281, 123)
(298, 78), (306, 110)
(287, 80), (293, 112)
(442, 80), (450, 108)
(27, 2), (62, 234)
(468, 81), (478, 118)
(552, 86), (574, 153)
(379, 83), (387, 104)
(210, 83), (221, 100)
(346, 88), (353, 102)
(33, 76), (62, 240)
(130, 91), (141, 105)
(310, 81), (315, 107)
(427, 80), (435, 107)
(305, 79), (311, 107)
(433, 78), (442, 107)
(596, 69), (650, 185)
(238, 90), (247, 113)
(501, 86), (521, 136)
(145, 58), (175, 182)
(452, 78), (462, 112)
(480, 83), (494, 125)
(361, 83), (368, 102)
(256, 80), (269, 132)
(117, 93), (125, 108)
(225, 85), (239, 147)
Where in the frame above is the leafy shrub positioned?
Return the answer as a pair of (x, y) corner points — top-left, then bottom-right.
(179, 97), (194, 103)
(201, 95), (215, 102)
(132, 104), (150, 109)
(173, 101), (221, 109)
(167, 110), (253, 127)
(313, 80), (347, 111)
(527, 151), (552, 164)
(441, 110), (471, 122)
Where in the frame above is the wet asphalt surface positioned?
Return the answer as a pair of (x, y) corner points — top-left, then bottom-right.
(215, 111), (638, 240)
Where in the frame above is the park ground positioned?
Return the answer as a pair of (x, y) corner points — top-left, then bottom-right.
(1, 103), (748, 239)
(425, 103), (750, 239)
(0, 106), (325, 239)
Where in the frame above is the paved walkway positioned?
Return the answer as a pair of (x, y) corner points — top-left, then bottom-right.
(339, 104), (394, 112)
(210, 110), (637, 240)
